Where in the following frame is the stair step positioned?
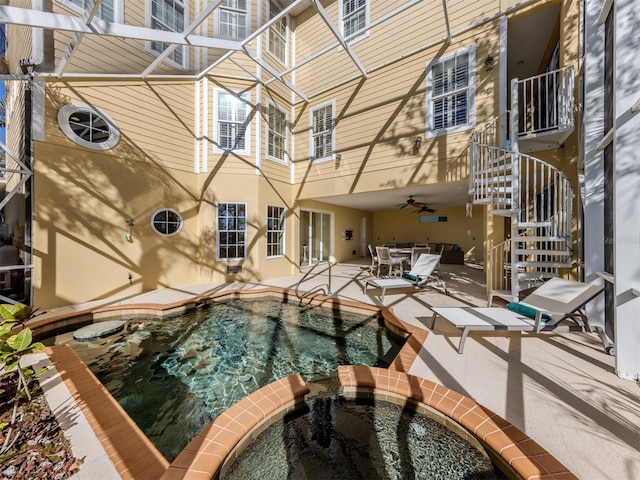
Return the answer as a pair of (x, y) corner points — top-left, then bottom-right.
(492, 208), (519, 216)
(517, 221), (552, 228)
(475, 165), (513, 176)
(514, 249), (571, 256)
(513, 236), (568, 242)
(517, 271), (559, 280)
(481, 153), (514, 167)
(516, 261), (572, 268)
(475, 186), (514, 194)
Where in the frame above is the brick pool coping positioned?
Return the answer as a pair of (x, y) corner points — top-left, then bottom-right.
(36, 287), (575, 479)
(339, 366), (577, 480)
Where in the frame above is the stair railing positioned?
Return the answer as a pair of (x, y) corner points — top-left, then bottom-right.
(295, 259), (333, 302)
(515, 154), (573, 240)
(516, 65), (574, 136)
(488, 238), (511, 298)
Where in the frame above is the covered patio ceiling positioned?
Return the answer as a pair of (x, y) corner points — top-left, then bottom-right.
(313, 181), (471, 212)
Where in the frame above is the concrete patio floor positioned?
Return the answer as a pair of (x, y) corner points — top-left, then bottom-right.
(34, 260), (640, 480)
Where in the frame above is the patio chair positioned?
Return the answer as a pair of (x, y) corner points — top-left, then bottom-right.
(363, 253), (448, 302)
(429, 277), (613, 354)
(410, 247), (431, 268)
(375, 246), (403, 277)
(413, 243), (428, 249)
(402, 253), (448, 294)
(367, 244), (379, 272)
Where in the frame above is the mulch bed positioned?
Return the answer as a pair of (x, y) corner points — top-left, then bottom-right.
(0, 371), (82, 479)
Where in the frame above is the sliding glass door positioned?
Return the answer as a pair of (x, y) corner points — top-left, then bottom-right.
(300, 210), (332, 267)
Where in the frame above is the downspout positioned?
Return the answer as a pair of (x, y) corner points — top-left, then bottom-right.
(19, 60), (34, 306)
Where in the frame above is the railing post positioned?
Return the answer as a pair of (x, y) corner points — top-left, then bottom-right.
(510, 78), (521, 301)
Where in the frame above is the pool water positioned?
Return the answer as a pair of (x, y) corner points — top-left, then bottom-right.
(51, 298), (405, 461)
(222, 397), (507, 480)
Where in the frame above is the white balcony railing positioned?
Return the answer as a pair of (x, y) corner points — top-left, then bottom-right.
(516, 65), (574, 137)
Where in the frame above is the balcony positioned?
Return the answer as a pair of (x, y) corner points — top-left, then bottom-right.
(514, 66), (575, 153)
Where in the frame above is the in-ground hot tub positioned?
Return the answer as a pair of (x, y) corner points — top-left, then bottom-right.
(221, 395), (507, 480)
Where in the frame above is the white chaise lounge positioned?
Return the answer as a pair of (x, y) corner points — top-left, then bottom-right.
(363, 253), (446, 302)
(430, 277), (610, 353)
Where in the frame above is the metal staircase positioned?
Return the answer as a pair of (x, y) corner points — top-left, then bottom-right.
(469, 67), (575, 305)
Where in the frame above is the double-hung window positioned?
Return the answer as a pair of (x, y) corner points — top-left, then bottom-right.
(425, 45), (476, 137)
(60, 0), (119, 22)
(217, 203), (246, 260)
(218, 0), (248, 40)
(266, 206), (285, 258)
(310, 102), (335, 161)
(267, 104), (287, 163)
(341, 0), (368, 40)
(150, 0), (186, 68)
(268, 1), (287, 64)
(215, 90), (251, 154)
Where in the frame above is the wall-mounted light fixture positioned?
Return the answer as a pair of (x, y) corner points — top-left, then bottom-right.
(335, 153), (342, 166)
(484, 55), (495, 71)
(413, 136), (423, 153)
(125, 219), (135, 242)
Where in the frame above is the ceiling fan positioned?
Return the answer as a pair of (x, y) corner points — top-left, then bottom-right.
(395, 195), (437, 213)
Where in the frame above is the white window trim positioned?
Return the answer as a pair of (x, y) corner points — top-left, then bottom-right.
(265, 101), (288, 165)
(213, 89), (252, 155)
(309, 100), (336, 163)
(216, 202), (247, 261)
(339, 0), (370, 45)
(266, 204), (286, 259)
(150, 208), (183, 237)
(57, 103), (121, 150)
(57, 0), (124, 23)
(425, 44), (476, 139)
(145, 0), (189, 70)
(267, 1), (288, 66)
(214, 0), (252, 40)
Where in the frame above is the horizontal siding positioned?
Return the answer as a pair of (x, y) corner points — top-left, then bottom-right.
(294, 0), (502, 96)
(45, 80), (196, 172)
(50, 0), (221, 75)
(292, 21), (500, 200)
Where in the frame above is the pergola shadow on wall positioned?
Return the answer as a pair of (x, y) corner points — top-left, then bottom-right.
(0, 0), (458, 306)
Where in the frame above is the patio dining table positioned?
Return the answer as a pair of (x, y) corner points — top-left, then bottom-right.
(388, 248), (412, 256)
(388, 248), (412, 271)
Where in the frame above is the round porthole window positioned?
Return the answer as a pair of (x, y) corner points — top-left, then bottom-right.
(151, 209), (183, 237)
(58, 103), (120, 150)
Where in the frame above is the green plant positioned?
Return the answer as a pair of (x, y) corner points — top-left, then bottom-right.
(0, 304), (45, 454)
(0, 304), (45, 399)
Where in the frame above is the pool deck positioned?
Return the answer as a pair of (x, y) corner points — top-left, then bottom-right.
(29, 260), (640, 480)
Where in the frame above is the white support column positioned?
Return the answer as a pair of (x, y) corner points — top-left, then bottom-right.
(613, 0), (640, 381)
(499, 15), (507, 146)
(582, 0), (607, 338)
(509, 78), (520, 302)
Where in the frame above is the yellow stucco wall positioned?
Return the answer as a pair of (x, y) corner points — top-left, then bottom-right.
(6, 0), (581, 308)
(372, 206), (485, 263)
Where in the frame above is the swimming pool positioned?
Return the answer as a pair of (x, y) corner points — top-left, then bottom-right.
(49, 297), (405, 461)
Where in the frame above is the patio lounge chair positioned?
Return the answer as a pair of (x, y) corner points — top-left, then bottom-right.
(429, 277), (612, 354)
(363, 253), (447, 302)
(403, 253), (448, 294)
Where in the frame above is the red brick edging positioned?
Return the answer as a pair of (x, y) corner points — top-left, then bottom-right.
(160, 374), (310, 480)
(338, 365), (577, 480)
